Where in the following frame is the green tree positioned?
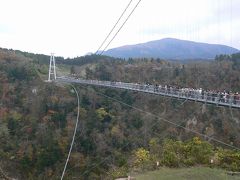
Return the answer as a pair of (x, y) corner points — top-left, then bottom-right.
(185, 137), (213, 165)
(217, 148), (240, 171)
(134, 148), (151, 170)
(161, 139), (184, 167)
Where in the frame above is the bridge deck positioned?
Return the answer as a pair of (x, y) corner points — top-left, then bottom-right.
(56, 77), (240, 109)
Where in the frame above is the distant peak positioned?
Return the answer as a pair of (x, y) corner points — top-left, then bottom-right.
(104, 38), (239, 60)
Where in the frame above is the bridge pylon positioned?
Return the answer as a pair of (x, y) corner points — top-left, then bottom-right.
(48, 53), (56, 81)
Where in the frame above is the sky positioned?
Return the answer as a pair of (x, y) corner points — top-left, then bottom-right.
(0, 0), (239, 58)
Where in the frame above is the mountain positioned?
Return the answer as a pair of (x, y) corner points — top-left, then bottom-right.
(1, 47), (240, 179)
(104, 38), (239, 60)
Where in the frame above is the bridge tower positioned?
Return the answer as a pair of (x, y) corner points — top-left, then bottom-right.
(48, 53), (56, 81)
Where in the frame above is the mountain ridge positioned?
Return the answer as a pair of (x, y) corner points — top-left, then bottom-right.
(104, 38), (239, 60)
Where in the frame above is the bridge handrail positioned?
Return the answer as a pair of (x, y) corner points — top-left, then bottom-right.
(56, 76), (240, 108)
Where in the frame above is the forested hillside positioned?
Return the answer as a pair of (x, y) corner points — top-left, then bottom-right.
(1, 48), (240, 179)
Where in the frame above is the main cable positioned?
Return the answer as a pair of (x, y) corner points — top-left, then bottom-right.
(95, 0), (134, 54)
(61, 84), (80, 180)
(99, 0), (142, 55)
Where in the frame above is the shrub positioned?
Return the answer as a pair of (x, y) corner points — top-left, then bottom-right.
(217, 148), (240, 171)
(185, 137), (214, 165)
(161, 139), (184, 167)
(134, 148), (151, 170)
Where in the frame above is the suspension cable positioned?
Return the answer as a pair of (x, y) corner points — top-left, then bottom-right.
(95, 0), (134, 54)
(61, 84), (80, 180)
(100, 0), (143, 55)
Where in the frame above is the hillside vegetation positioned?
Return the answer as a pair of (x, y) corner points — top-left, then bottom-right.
(0, 48), (240, 179)
(135, 167), (240, 180)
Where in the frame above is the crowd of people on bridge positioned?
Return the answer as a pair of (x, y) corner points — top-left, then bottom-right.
(138, 83), (240, 105)
(110, 81), (240, 106)
(70, 75), (240, 106)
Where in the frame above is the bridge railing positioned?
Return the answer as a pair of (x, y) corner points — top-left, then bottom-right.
(56, 77), (240, 108)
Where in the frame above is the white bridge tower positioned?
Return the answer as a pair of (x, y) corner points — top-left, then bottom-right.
(48, 53), (56, 81)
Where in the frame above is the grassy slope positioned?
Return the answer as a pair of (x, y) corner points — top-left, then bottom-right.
(135, 167), (240, 180)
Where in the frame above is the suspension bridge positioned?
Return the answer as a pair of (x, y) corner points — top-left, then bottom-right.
(48, 54), (240, 109)
(56, 77), (240, 108)
(46, 52), (240, 179)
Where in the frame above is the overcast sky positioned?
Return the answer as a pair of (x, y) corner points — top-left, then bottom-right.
(0, 0), (239, 58)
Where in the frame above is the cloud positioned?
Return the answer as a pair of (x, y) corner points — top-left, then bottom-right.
(0, 0), (239, 57)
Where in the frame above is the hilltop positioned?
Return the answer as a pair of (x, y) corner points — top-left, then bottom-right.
(104, 38), (239, 60)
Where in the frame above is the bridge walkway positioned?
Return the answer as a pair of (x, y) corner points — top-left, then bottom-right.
(56, 77), (240, 109)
